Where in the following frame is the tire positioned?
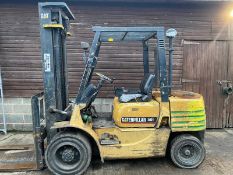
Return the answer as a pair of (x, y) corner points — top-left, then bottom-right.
(170, 134), (206, 169)
(45, 132), (92, 175)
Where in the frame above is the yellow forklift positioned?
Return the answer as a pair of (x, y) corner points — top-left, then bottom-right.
(30, 2), (207, 175)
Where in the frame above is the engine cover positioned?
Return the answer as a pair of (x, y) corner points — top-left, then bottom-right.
(112, 97), (160, 127)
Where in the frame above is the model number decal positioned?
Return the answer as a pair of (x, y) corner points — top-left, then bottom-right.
(44, 53), (51, 72)
(121, 117), (157, 123)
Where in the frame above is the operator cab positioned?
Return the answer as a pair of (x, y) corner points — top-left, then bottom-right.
(76, 27), (173, 128)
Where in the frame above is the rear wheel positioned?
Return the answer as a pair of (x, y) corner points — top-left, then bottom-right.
(170, 134), (205, 169)
(45, 132), (92, 175)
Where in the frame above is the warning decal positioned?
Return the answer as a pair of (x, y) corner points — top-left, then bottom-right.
(44, 53), (51, 72)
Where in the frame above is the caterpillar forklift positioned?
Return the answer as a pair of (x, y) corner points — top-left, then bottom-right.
(28, 2), (207, 175)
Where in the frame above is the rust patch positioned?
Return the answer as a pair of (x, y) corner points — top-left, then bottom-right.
(171, 90), (201, 99)
(115, 145), (122, 149)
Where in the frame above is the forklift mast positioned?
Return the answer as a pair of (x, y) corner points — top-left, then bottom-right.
(38, 2), (75, 141)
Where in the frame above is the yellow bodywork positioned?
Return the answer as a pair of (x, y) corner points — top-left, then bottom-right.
(95, 127), (170, 159)
(169, 91), (206, 132)
(52, 90), (206, 161)
(112, 97), (159, 127)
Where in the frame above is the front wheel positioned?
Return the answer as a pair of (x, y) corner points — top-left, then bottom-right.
(170, 134), (205, 169)
(45, 132), (92, 175)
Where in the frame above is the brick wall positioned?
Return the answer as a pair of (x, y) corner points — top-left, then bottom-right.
(0, 98), (113, 131)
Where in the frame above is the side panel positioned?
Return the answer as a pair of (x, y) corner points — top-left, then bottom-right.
(95, 127), (170, 159)
(112, 97), (160, 127)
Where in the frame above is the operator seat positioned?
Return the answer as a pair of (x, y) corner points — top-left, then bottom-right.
(117, 74), (156, 103)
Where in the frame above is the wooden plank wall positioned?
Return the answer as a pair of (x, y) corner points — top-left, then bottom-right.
(0, 1), (232, 98)
(183, 41), (229, 128)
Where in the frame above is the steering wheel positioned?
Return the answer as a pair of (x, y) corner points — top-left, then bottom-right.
(96, 72), (113, 83)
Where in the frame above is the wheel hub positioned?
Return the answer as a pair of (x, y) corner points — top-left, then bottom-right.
(61, 148), (75, 163)
(184, 149), (191, 156)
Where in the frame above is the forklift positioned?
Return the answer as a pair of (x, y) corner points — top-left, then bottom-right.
(30, 2), (206, 175)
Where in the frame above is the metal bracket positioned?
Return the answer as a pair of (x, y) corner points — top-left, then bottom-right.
(43, 24), (64, 29)
(0, 68), (6, 134)
(217, 80), (232, 95)
(217, 80), (232, 85)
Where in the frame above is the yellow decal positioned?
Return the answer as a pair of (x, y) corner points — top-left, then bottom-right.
(108, 37), (114, 42)
(43, 24), (64, 30)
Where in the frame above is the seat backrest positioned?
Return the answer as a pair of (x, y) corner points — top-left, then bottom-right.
(140, 74), (156, 95)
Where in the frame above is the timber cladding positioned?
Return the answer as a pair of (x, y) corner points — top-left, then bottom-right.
(0, 1), (233, 128)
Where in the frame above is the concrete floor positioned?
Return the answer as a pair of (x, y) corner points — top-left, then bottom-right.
(1, 129), (233, 175)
